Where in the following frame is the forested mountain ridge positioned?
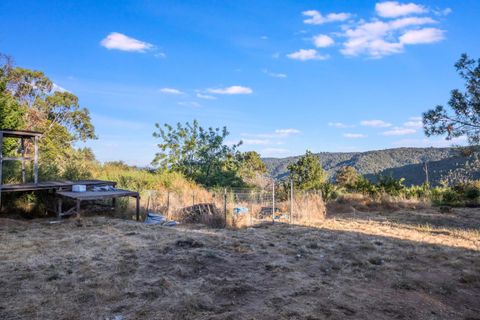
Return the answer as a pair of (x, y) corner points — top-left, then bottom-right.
(263, 147), (476, 185)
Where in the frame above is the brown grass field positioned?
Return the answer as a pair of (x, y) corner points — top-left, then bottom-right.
(1, 207), (479, 319)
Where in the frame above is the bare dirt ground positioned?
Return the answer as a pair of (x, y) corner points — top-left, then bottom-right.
(1, 208), (479, 320)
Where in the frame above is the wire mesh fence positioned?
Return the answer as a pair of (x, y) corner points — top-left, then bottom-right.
(126, 181), (326, 228)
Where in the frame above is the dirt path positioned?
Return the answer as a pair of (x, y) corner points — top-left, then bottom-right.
(0, 209), (479, 319)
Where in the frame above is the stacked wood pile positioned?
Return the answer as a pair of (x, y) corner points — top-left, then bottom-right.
(177, 203), (225, 227)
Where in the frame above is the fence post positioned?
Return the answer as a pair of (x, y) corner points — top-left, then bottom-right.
(272, 181), (275, 224)
(223, 188), (227, 228)
(290, 179), (293, 224)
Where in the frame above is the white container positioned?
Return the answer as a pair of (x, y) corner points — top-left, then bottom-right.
(72, 185), (87, 192)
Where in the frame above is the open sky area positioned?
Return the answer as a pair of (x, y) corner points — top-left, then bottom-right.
(1, 0), (479, 166)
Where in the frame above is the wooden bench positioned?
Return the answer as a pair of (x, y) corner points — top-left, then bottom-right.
(56, 189), (140, 221)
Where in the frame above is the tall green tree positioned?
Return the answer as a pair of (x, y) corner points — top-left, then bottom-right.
(0, 53), (96, 180)
(287, 150), (326, 190)
(236, 151), (267, 181)
(423, 53), (480, 145)
(153, 120), (245, 187)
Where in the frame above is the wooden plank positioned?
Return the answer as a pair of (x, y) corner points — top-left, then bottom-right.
(0, 129), (42, 138)
(2, 157), (34, 161)
(56, 189), (139, 201)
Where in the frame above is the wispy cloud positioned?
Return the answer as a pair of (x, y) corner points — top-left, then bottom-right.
(159, 87), (184, 95)
(100, 32), (153, 52)
(207, 86), (253, 95)
(328, 122), (354, 129)
(196, 93), (217, 100)
(275, 129), (300, 137)
(361, 120), (392, 128)
(262, 69), (288, 78)
(261, 148), (290, 157)
(287, 49), (329, 61)
(344, 133), (367, 138)
(392, 136), (467, 148)
(382, 127), (417, 136)
(375, 1), (427, 18)
(242, 139), (270, 145)
(242, 128), (300, 139)
(302, 10), (351, 25)
(403, 117), (423, 129)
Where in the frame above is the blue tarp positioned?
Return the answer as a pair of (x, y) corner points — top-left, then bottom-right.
(233, 207), (249, 215)
(144, 213), (178, 226)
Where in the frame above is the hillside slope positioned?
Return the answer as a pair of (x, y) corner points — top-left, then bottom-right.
(264, 147), (464, 185)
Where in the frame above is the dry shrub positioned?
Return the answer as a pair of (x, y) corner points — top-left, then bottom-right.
(291, 192), (326, 223)
(231, 212), (252, 229)
(328, 193), (431, 214)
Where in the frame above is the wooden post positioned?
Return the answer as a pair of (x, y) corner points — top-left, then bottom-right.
(33, 136), (38, 184)
(136, 195), (140, 221)
(57, 198), (63, 219)
(21, 138), (26, 183)
(76, 199), (81, 217)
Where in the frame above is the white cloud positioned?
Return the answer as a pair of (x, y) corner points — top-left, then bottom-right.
(399, 28), (445, 44)
(313, 34), (335, 48)
(207, 86), (253, 95)
(261, 148), (290, 157)
(242, 128), (300, 139)
(159, 88), (184, 95)
(242, 139), (270, 145)
(328, 122), (354, 128)
(263, 69), (288, 78)
(287, 49), (329, 61)
(341, 17), (438, 58)
(100, 32), (153, 52)
(275, 129), (300, 137)
(361, 120), (392, 128)
(382, 127), (417, 136)
(344, 133), (367, 138)
(403, 117), (423, 129)
(196, 93), (217, 100)
(303, 10), (351, 25)
(375, 1), (427, 18)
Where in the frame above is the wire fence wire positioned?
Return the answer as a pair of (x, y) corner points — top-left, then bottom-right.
(134, 181), (326, 227)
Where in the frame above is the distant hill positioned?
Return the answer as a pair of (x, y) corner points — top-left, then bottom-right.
(263, 147), (477, 186)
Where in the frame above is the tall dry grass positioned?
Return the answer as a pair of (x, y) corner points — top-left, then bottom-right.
(327, 192), (431, 214)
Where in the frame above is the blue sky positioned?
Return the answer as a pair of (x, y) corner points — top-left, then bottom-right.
(1, 0), (479, 165)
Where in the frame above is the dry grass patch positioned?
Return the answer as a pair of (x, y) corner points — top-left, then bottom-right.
(0, 207), (479, 319)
